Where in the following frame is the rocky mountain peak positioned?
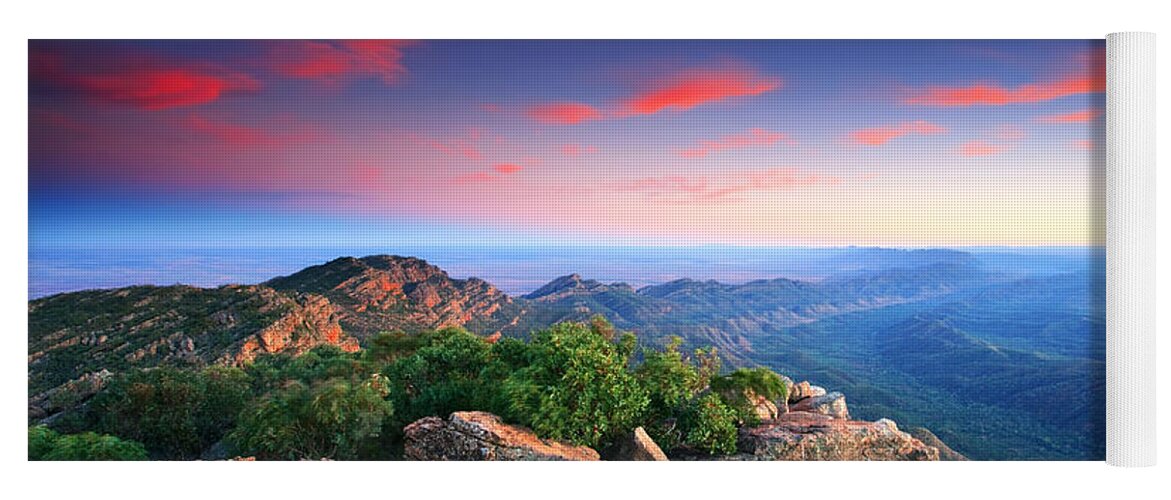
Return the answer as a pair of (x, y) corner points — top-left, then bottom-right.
(523, 274), (635, 301)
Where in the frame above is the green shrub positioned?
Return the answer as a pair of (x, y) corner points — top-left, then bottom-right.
(87, 366), (251, 459)
(382, 327), (502, 426)
(500, 319), (649, 449)
(29, 426), (147, 461)
(229, 374), (394, 460)
(710, 367), (788, 425)
(678, 393), (739, 455)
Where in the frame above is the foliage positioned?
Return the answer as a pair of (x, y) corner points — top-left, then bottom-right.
(86, 366), (250, 459)
(678, 393), (739, 455)
(229, 374), (394, 460)
(634, 337), (705, 449)
(29, 425), (148, 461)
(500, 319), (649, 450)
(711, 367), (789, 425)
(246, 345), (367, 393)
(382, 328), (500, 426)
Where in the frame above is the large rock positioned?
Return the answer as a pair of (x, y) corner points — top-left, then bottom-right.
(606, 427), (669, 461)
(788, 381), (812, 403)
(733, 412), (940, 461)
(403, 411), (600, 461)
(790, 391), (849, 419)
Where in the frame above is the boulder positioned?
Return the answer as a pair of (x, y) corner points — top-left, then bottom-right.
(606, 427), (669, 461)
(791, 391), (849, 419)
(807, 385), (828, 398)
(753, 398), (780, 422)
(788, 381), (813, 403)
(403, 411), (600, 461)
(733, 412), (940, 461)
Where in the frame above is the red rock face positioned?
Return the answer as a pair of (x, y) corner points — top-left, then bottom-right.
(265, 256), (523, 338)
(231, 294), (358, 364)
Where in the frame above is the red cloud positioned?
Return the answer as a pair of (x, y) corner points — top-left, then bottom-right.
(31, 51), (259, 110)
(905, 76), (1105, 106)
(622, 68), (781, 116)
(526, 103), (604, 125)
(273, 40), (414, 84)
(849, 121), (946, 146)
(493, 163), (523, 174)
(1036, 108), (1102, 124)
(960, 140), (1007, 156)
(680, 128), (793, 158)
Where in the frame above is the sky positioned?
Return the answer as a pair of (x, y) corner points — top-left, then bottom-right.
(29, 40), (1105, 249)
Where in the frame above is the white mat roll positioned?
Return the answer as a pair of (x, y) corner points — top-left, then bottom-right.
(1106, 31), (1156, 467)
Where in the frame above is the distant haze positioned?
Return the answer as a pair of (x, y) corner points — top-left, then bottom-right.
(28, 246), (1103, 299)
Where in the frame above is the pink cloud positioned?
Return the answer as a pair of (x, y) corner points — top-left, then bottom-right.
(561, 144), (598, 156)
(271, 40), (415, 85)
(1073, 139), (1096, 150)
(526, 102), (605, 125)
(849, 120), (947, 146)
(960, 140), (1007, 156)
(615, 167), (840, 203)
(1036, 108), (1102, 124)
(621, 68), (781, 116)
(493, 163), (523, 174)
(30, 50), (259, 110)
(680, 128), (793, 158)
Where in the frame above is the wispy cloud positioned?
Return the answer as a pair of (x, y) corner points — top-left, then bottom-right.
(525, 102), (605, 125)
(270, 40), (415, 85)
(849, 121), (946, 146)
(616, 167), (839, 203)
(680, 128), (793, 158)
(959, 140), (1007, 156)
(1036, 108), (1102, 124)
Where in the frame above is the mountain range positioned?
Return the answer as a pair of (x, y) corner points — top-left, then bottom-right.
(27, 249), (1105, 460)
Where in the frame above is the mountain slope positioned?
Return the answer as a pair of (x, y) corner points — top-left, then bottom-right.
(265, 255), (529, 338)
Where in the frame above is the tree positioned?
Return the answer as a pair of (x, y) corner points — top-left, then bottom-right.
(29, 426), (147, 461)
(229, 374), (394, 460)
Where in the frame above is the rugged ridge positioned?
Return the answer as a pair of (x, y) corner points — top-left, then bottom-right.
(265, 256), (527, 338)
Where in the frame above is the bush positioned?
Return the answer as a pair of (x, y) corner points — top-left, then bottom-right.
(87, 366), (251, 459)
(500, 319), (649, 449)
(382, 327), (503, 425)
(229, 374), (394, 460)
(633, 337), (718, 449)
(29, 426), (147, 461)
(711, 367), (788, 425)
(678, 393), (739, 455)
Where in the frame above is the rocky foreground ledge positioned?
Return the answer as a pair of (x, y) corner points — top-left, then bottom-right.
(404, 380), (955, 461)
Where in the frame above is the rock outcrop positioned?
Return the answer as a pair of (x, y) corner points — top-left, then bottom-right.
(733, 412), (939, 461)
(791, 391), (850, 419)
(605, 427), (669, 461)
(229, 294), (359, 364)
(403, 411), (600, 461)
